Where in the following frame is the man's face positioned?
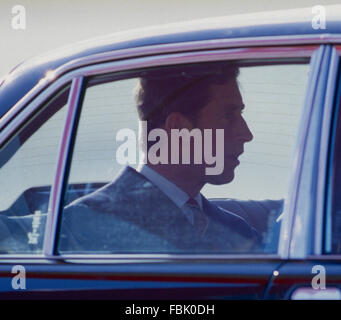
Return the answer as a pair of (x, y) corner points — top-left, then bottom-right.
(194, 79), (253, 184)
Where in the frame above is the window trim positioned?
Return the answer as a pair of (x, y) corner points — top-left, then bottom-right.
(277, 46), (326, 259)
(43, 77), (85, 256)
(0, 45), (320, 260)
(314, 47), (339, 254)
(0, 253), (282, 261)
(287, 45), (338, 258)
(324, 47), (341, 254)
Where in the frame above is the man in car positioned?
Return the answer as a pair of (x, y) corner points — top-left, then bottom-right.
(59, 63), (261, 253)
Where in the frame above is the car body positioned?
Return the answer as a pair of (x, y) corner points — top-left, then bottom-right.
(0, 5), (341, 299)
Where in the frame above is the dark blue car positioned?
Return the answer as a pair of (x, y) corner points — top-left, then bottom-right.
(0, 5), (341, 299)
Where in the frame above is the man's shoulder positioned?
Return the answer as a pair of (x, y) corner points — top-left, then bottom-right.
(60, 167), (199, 252)
(64, 166), (185, 228)
(67, 166), (156, 210)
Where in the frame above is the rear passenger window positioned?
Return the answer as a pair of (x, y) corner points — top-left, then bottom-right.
(57, 60), (309, 255)
(0, 85), (70, 253)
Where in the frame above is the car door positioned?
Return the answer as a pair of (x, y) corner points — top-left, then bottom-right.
(0, 40), (321, 299)
(265, 45), (341, 300)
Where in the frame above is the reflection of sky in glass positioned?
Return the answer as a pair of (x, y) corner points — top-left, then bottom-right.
(0, 103), (68, 210)
(0, 64), (309, 211)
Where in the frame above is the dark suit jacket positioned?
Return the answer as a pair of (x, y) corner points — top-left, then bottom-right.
(59, 166), (260, 254)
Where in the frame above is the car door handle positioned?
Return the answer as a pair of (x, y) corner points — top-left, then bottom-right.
(291, 287), (341, 300)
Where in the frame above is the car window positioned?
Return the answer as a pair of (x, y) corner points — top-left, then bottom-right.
(0, 85), (70, 254)
(57, 60), (309, 254)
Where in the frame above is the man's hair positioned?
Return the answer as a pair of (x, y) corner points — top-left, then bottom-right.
(134, 62), (240, 133)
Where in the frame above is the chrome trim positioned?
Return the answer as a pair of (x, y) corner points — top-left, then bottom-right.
(0, 253), (281, 261)
(291, 287), (341, 300)
(306, 254), (341, 260)
(314, 47), (340, 254)
(58, 253), (281, 260)
(289, 46), (331, 258)
(0, 254), (46, 260)
(46, 37), (325, 79)
(43, 77), (84, 256)
(1, 35), (332, 130)
(0, 46), (317, 147)
(277, 46), (325, 259)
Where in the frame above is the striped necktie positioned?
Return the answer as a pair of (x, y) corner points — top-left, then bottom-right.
(185, 198), (208, 236)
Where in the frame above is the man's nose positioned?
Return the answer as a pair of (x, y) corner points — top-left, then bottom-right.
(240, 117), (253, 142)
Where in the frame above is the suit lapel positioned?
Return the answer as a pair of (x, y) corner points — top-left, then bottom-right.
(94, 167), (203, 249)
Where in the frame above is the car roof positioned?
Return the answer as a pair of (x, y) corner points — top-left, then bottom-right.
(1, 5), (341, 119)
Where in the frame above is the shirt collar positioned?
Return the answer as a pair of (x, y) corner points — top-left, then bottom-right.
(136, 164), (202, 210)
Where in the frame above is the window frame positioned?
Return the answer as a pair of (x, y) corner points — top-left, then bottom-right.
(0, 42), (324, 261)
(284, 45), (340, 259)
(318, 46), (340, 255)
(323, 46), (341, 256)
(0, 83), (72, 256)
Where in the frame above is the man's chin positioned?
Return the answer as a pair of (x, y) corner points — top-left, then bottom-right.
(205, 171), (235, 185)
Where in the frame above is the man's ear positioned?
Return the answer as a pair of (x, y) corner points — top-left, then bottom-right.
(165, 112), (194, 131)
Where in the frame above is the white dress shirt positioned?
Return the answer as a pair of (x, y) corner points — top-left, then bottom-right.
(136, 165), (203, 225)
